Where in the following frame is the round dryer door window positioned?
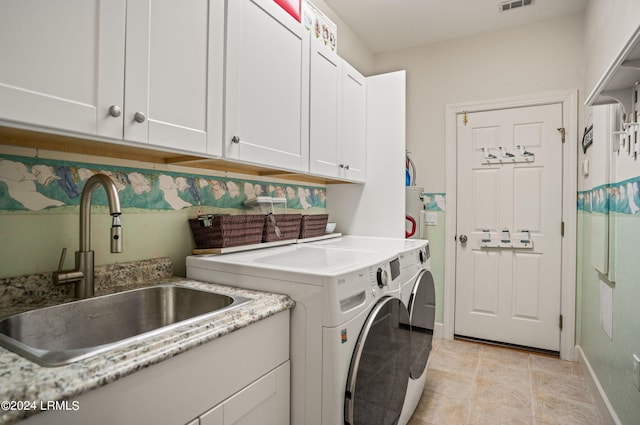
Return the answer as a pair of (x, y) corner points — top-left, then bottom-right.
(408, 270), (436, 379)
(344, 297), (411, 425)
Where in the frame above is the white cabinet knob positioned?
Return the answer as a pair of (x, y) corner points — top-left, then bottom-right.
(108, 105), (121, 118)
(133, 112), (146, 123)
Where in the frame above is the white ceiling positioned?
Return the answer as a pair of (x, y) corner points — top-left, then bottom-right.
(322, 0), (588, 54)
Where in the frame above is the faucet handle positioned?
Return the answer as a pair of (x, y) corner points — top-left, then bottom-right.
(53, 247), (83, 286)
(57, 247), (67, 272)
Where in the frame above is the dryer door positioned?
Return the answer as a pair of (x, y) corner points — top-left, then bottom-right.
(407, 270), (436, 379)
(344, 297), (411, 425)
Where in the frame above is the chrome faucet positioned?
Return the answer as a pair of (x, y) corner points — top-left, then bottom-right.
(53, 174), (123, 298)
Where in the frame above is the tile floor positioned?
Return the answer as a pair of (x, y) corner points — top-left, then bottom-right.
(408, 339), (605, 425)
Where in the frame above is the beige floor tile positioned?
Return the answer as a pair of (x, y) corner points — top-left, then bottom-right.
(472, 375), (532, 409)
(435, 339), (482, 357)
(467, 399), (534, 425)
(411, 340), (603, 425)
(475, 357), (531, 391)
(529, 353), (582, 375)
(407, 417), (432, 425)
(533, 392), (604, 425)
(424, 368), (476, 401)
(411, 389), (471, 425)
(428, 347), (479, 377)
(531, 369), (594, 405)
(479, 344), (530, 370)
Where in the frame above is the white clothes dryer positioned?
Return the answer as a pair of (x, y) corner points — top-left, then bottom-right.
(186, 236), (413, 425)
(396, 243), (435, 425)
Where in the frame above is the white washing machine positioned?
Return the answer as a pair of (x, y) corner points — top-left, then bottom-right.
(309, 236), (433, 425)
(311, 236), (433, 424)
(186, 236), (423, 425)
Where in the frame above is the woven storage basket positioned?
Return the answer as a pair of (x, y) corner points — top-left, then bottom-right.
(189, 214), (265, 248)
(263, 213), (302, 242)
(299, 214), (329, 239)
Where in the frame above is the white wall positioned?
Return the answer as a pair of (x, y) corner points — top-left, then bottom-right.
(373, 14), (585, 193)
(584, 0), (640, 99)
(306, 0), (375, 76)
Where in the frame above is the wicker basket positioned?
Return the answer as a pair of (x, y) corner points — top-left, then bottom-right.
(299, 214), (329, 239)
(263, 213), (302, 242)
(189, 214), (266, 248)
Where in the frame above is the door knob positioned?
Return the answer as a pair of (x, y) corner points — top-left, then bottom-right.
(459, 234), (468, 243)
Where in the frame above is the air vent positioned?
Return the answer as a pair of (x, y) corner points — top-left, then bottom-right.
(499, 0), (533, 12)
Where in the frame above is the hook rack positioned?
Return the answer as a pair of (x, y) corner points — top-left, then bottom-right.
(479, 228), (534, 249)
(481, 146), (535, 165)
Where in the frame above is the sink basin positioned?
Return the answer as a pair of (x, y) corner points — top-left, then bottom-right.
(0, 284), (252, 366)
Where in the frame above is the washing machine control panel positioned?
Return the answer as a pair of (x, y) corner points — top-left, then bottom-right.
(370, 258), (401, 292)
(419, 246), (430, 264)
(375, 267), (388, 288)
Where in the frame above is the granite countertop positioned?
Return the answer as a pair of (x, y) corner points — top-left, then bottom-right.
(0, 278), (295, 424)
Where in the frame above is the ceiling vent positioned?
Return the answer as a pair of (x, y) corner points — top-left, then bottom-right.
(499, 0), (534, 12)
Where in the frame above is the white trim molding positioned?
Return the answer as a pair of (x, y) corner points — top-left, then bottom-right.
(576, 346), (622, 425)
(443, 90), (578, 361)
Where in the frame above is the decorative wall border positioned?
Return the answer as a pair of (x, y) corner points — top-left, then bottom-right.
(578, 176), (640, 215)
(0, 154), (326, 213)
(423, 192), (446, 212)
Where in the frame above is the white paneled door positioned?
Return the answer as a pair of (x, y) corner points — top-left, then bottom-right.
(454, 104), (563, 352)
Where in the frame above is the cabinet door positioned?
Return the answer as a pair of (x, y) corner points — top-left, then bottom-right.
(225, 0), (309, 172)
(199, 404), (223, 425)
(223, 362), (290, 425)
(125, 0), (218, 155)
(0, 0), (125, 139)
(340, 62), (367, 182)
(309, 37), (341, 178)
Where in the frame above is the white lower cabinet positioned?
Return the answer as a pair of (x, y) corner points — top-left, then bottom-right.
(198, 362), (289, 425)
(22, 311), (290, 425)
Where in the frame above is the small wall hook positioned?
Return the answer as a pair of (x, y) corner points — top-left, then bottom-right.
(516, 145), (534, 157)
(482, 147), (497, 159)
(498, 146), (515, 158)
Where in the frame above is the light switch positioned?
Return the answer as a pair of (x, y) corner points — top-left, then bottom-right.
(583, 159), (590, 176)
(425, 212), (437, 226)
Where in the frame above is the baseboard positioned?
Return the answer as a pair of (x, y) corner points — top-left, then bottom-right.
(434, 322), (444, 339)
(575, 345), (622, 425)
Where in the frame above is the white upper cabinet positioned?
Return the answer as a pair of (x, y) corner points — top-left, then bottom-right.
(309, 38), (366, 182)
(0, 0), (222, 156)
(0, 0), (125, 138)
(340, 61), (366, 182)
(225, 0), (310, 172)
(309, 36), (341, 178)
(124, 0), (222, 156)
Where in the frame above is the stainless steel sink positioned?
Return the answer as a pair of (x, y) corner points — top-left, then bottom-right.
(0, 284), (252, 366)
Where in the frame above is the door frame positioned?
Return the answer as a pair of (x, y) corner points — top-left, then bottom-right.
(443, 90), (578, 360)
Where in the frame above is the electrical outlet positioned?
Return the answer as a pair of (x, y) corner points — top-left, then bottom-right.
(633, 354), (640, 391)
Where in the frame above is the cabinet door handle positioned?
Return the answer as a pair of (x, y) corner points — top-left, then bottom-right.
(108, 105), (121, 118)
(231, 135), (240, 144)
(133, 112), (146, 123)
(344, 164), (350, 170)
